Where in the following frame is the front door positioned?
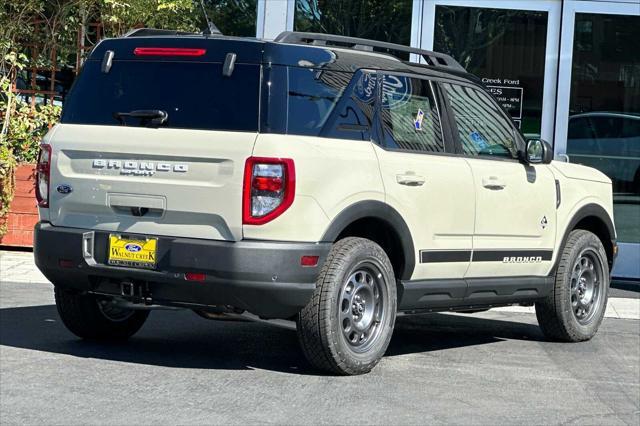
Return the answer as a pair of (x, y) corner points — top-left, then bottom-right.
(439, 81), (557, 278)
(374, 73), (476, 282)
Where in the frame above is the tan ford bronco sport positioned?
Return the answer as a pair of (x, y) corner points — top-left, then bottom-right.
(34, 29), (617, 375)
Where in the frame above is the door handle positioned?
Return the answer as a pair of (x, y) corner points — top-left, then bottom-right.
(482, 176), (506, 190)
(396, 174), (426, 186)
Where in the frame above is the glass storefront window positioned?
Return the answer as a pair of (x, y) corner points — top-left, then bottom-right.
(433, 6), (548, 137)
(294, 0), (412, 51)
(566, 13), (640, 244)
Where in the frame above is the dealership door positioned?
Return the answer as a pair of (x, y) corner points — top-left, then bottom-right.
(554, 1), (640, 279)
(419, 0), (561, 142)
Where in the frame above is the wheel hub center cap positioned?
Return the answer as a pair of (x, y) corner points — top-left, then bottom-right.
(578, 278), (587, 293)
(352, 298), (366, 317)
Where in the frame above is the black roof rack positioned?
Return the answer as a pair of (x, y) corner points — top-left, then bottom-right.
(123, 28), (202, 37)
(274, 31), (465, 72)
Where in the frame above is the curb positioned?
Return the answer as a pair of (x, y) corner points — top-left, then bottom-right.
(494, 298), (640, 320)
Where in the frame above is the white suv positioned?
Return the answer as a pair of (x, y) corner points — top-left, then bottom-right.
(34, 30), (617, 375)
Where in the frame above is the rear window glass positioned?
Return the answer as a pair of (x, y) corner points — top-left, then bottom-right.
(61, 60), (260, 132)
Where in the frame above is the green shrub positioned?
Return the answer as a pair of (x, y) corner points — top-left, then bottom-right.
(0, 143), (17, 236)
(3, 101), (61, 163)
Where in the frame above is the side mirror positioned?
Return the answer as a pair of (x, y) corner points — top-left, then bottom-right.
(525, 139), (553, 164)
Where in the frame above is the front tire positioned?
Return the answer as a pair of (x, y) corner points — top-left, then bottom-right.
(535, 230), (609, 342)
(55, 288), (149, 340)
(297, 237), (397, 375)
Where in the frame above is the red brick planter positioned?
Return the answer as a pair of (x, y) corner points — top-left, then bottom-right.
(0, 164), (38, 248)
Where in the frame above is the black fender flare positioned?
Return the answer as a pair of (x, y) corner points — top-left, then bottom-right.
(321, 200), (415, 280)
(553, 202), (616, 273)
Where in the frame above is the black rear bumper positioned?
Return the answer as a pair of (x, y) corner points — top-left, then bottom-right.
(34, 222), (330, 319)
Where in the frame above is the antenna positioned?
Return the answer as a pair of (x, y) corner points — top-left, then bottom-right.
(198, 0), (221, 35)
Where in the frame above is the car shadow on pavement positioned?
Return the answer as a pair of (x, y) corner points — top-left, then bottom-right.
(388, 312), (545, 357)
(0, 304), (544, 375)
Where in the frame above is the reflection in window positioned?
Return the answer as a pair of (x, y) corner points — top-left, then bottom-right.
(269, 67), (375, 141)
(434, 6), (548, 136)
(567, 13), (640, 244)
(441, 83), (517, 158)
(294, 0), (412, 51)
(319, 71), (376, 141)
(287, 67), (350, 137)
(380, 75), (444, 153)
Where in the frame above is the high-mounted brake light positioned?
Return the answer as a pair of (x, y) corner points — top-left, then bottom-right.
(35, 144), (52, 208)
(133, 47), (206, 57)
(243, 157), (295, 225)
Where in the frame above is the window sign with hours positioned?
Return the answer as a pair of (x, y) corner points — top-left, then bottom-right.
(483, 78), (524, 128)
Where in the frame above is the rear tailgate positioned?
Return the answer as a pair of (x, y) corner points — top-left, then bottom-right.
(47, 36), (264, 241)
(48, 125), (255, 241)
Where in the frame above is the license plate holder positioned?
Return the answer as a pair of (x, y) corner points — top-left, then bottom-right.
(108, 234), (158, 269)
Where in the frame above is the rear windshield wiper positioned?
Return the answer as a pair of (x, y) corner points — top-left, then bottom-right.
(113, 110), (168, 126)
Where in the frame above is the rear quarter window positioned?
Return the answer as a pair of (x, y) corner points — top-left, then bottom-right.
(61, 60), (260, 132)
(262, 66), (374, 141)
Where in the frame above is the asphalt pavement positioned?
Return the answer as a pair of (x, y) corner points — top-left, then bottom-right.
(1, 252), (639, 425)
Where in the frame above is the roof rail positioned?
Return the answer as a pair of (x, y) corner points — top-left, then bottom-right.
(123, 28), (201, 38)
(274, 31), (465, 72)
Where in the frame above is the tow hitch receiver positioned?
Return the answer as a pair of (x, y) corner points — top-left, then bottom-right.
(120, 281), (152, 305)
(121, 281), (136, 297)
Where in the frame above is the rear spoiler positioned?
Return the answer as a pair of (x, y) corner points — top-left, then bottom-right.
(89, 36), (264, 64)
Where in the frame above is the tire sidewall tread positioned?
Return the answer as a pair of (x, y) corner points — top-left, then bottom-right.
(536, 229), (609, 342)
(297, 237), (397, 375)
(55, 288), (149, 341)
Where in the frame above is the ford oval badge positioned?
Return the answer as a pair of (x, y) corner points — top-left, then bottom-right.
(125, 243), (142, 253)
(56, 184), (73, 194)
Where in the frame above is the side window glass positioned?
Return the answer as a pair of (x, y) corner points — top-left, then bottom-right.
(380, 75), (445, 152)
(568, 117), (596, 140)
(268, 67), (376, 141)
(621, 117), (640, 140)
(286, 67), (351, 137)
(320, 70), (376, 141)
(442, 83), (517, 158)
(591, 117), (624, 140)
(590, 116), (640, 157)
(567, 117), (597, 153)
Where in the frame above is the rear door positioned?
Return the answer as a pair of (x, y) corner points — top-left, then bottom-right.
(439, 82), (556, 278)
(48, 38), (263, 241)
(374, 73), (475, 283)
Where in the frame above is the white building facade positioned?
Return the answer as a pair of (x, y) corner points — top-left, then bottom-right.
(253, 0), (639, 279)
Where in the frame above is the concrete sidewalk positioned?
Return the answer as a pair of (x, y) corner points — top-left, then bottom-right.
(1, 250), (638, 319)
(0, 251), (48, 284)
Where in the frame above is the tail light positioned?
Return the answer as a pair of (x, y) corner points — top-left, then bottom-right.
(184, 272), (206, 282)
(243, 157), (295, 225)
(35, 144), (52, 207)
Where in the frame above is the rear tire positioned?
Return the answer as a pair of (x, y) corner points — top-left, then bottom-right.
(296, 237), (397, 375)
(535, 230), (609, 342)
(55, 288), (149, 340)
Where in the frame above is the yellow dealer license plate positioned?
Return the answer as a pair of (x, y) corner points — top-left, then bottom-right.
(108, 235), (158, 269)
